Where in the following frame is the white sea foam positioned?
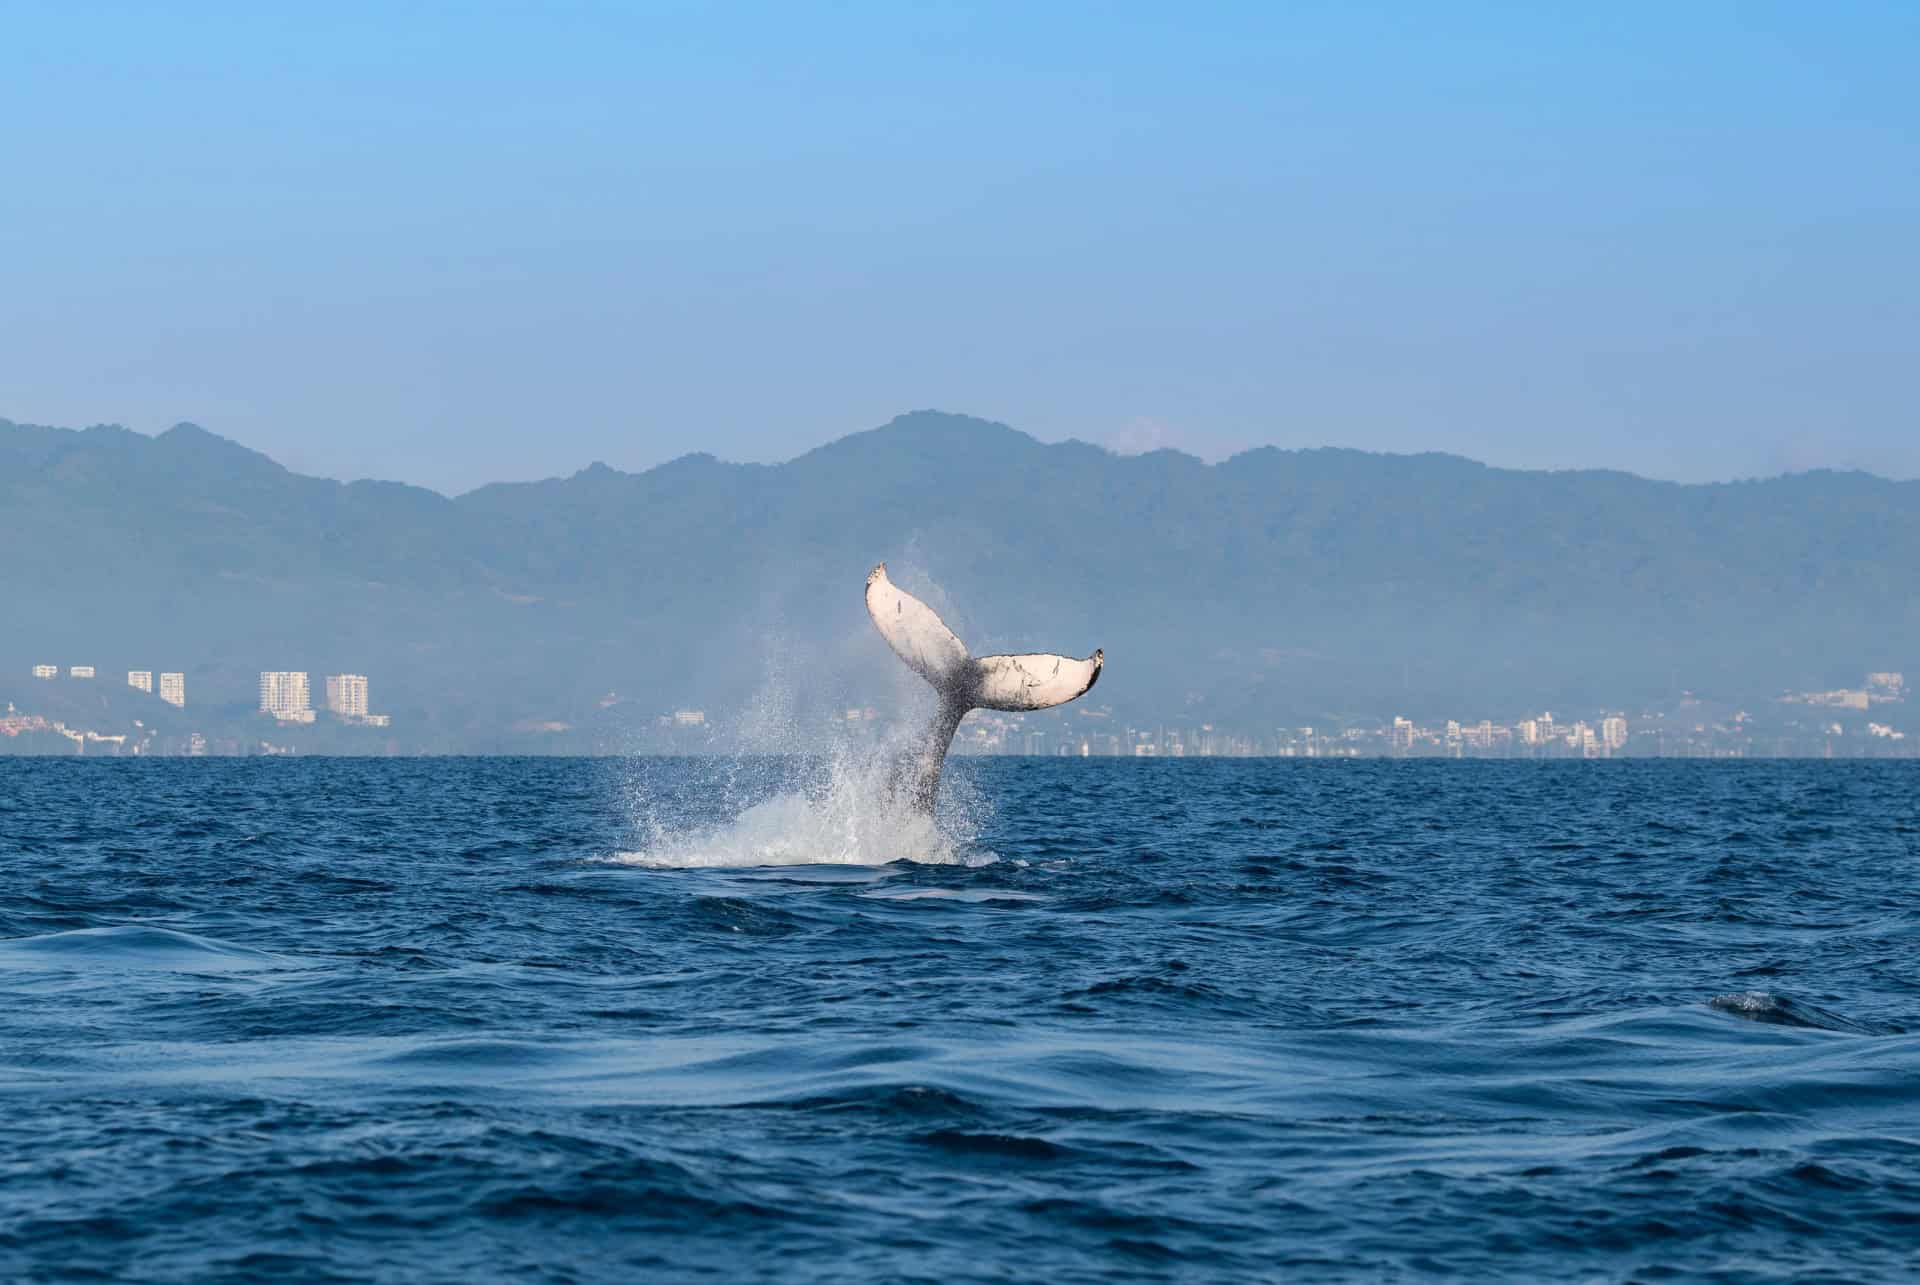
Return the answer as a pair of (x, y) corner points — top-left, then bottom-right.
(613, 785), (988, 869)
(610, 619), (995, 869)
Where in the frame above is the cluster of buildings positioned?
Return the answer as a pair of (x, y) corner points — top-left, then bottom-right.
(1385, 712), (1631, 757)
(16, 658), (1908, 760)
(937, 706), (1643, 759)
(258, 671), (390, 727)
(19, 663), (393, 732)
(938, 671), (1910, 760)
(948, 717), (1634, 759)
(128, 670), (188, 707)
(1779, 671), (1907, 712)
(32, 664), (186, 707)
(0, 711), (128, 751)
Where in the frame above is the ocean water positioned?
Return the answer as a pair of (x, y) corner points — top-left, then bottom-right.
(2, 756), (1917, 1282)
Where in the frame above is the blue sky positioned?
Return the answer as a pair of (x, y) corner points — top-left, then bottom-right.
(3, 1), (1914, 493)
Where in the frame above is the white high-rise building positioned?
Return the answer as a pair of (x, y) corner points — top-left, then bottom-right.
(1601, 716), (1629, 751)
(325, 674), (369, 718)
(70, 666), (95, 679)
(1390, 716), (1414, 750)
(31, 664), (56, 679)
(259, 672), (314, 722)
(128, 671), (153, 693)
(159, 673), (186, 708)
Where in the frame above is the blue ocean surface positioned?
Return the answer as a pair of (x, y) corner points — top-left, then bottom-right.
(2, 757), (1917, 1282)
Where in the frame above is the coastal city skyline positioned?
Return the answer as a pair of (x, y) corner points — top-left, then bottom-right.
(4, 663), (391, 754)
(948, 668), (1910, 761)
(4, 663), (1906, 759)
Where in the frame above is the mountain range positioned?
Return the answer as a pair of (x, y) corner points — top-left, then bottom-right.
(3, 411), (1915, 751)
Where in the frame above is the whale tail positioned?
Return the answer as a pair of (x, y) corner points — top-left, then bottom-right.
(865, 563), (1102, 811)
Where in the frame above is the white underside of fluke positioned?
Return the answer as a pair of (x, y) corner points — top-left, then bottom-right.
(865, 563), (1102, 810)
(971, 652), (1106, 712)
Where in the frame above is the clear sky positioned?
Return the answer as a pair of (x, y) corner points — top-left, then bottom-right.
(3, 1), (1914, 494)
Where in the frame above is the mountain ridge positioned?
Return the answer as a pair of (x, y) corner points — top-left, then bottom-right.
(11, 412), (1910, 494)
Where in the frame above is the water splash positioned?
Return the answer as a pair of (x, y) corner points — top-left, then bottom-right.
(613, 774), (989, 869)
(611, 624), (996, 868)
(0, 925), (298, 973)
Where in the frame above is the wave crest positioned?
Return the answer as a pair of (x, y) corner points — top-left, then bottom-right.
(1708, 991), (1878, 1035)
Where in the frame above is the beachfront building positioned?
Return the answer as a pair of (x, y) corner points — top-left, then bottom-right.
(259, 671), (315, 723)
(1390, 716), (1414, 751)
(159, 673), (186, 708)
(31, 664), (56, 679)
(1602, 716), (1629, 751)
(325, 674), (369, 718)
(128, 671), (153, 693)
(70, 666), (95, 679)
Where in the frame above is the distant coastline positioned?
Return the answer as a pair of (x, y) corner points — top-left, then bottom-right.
(4, 410), (1915, 757)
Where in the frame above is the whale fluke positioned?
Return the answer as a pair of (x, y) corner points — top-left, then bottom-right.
(971, 652), (1106, 712)
(866, 563), (1102, 812)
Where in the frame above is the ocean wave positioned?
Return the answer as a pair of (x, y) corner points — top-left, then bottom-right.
(0, 924), (295, 973)
(1709, 991), (1882, 1034)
